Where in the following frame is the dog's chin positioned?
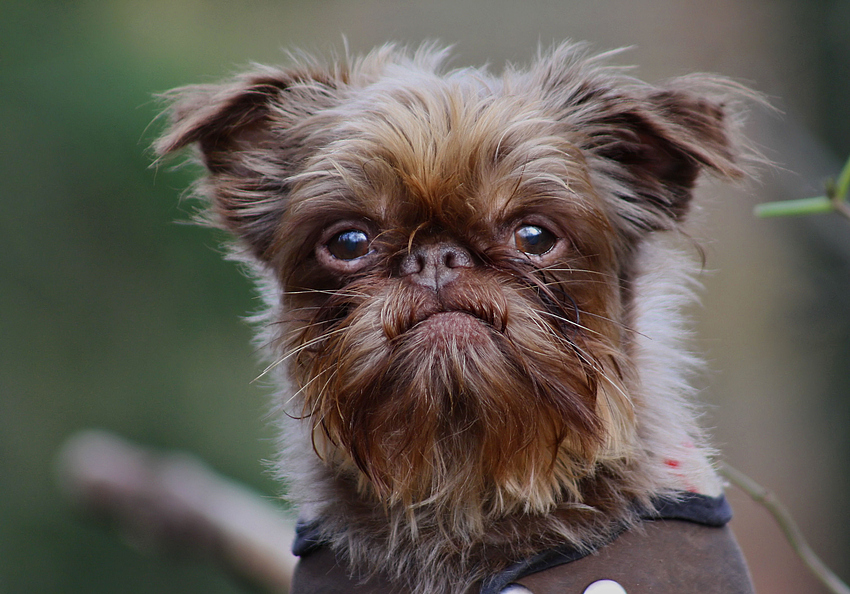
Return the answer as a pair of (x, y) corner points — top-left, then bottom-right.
(290, 278), (621, 517)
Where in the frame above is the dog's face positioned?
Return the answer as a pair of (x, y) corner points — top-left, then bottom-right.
(157, 44), (743, 519)
(278, 95), (629, 516)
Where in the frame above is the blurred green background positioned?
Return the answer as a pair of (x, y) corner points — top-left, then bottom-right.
(2, 1), (849, 592)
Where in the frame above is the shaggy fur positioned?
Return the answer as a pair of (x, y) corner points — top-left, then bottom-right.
(156, 42), (750, 594)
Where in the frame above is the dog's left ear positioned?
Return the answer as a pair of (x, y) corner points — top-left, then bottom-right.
(584, 84), (744, 228)
(580, 81), (746, 232)
(534, 47), (748, 232)
(154, 67), (345, 260)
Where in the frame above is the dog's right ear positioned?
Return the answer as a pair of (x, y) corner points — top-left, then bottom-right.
(155, 67), (345, 260)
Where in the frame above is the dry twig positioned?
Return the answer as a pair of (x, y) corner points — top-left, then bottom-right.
(720, 463), (850, 594)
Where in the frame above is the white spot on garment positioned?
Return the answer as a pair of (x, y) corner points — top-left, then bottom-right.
(583, 579), (628, 594)
(499, 586), (533, 594)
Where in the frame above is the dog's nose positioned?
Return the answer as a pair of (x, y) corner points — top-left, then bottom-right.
(399, 243), (473, 290)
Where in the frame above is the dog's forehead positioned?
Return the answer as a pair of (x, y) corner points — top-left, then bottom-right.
(290, 75), (601, 236)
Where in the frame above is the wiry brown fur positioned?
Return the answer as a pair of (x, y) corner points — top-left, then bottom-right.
(155, 42), (750, 594)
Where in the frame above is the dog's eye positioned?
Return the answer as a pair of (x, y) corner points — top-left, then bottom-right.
(327, 229), (370, 260)
(514, 224), (556, 255)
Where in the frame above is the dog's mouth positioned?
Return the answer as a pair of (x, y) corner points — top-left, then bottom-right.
(411, 310), (492, 342)
(362, 275), (513, 342)
(390, 300), (506, 343)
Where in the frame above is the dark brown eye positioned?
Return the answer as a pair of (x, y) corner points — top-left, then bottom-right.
(327, 229), (370, 260)
(514, 224), (556, 255)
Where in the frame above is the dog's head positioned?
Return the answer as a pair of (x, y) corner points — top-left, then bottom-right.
(156, 43), (744, 518)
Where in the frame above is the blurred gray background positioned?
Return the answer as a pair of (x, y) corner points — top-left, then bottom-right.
(3, 1), (849, 592)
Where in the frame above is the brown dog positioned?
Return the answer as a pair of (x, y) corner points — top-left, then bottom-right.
(156, 42), (755, 593)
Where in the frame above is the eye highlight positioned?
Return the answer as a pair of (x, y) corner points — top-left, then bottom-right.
(514, 224), (556, 256)
(327, 229), (370, 260)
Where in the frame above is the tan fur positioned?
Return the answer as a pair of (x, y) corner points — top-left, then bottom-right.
(156, 42), (750, 594)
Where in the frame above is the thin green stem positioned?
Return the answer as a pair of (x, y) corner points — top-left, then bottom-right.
(754, 153), (850, 222)
(754, 196), (834, 218)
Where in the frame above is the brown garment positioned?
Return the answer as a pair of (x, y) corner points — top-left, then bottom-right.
(291, 520), (754, 593)
(515, 521), (754, 593)
(292, 546), (399, 594)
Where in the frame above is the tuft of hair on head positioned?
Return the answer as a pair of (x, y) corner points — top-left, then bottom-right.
(153, 42), (759, 265)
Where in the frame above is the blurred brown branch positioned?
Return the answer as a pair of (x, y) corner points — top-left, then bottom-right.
(56, 430), (296, 593)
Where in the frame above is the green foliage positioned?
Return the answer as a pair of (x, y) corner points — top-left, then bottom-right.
(1, 2), (279, 592)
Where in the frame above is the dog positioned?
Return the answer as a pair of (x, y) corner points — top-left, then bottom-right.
(155, 42), (756, 593)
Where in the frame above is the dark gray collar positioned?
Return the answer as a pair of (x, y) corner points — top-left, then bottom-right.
(292, 492), (733, 594)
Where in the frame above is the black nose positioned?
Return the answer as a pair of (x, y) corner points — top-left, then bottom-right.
(399, 243), (474, 290)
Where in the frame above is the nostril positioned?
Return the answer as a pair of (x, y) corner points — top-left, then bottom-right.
(442, 246), (472, 269)
(400, 252), (425, 276)
(443, 250), (456, 269)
